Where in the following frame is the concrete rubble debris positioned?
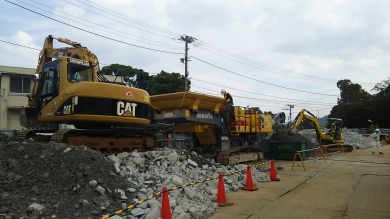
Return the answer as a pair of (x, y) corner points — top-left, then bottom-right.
(0, 133), (271, 219)
(298, 128), (372, 149)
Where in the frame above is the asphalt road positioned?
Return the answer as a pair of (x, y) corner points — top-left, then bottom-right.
(211, 144), (390, 219)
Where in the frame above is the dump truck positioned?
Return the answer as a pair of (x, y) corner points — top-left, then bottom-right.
(151, 91), (286, 165)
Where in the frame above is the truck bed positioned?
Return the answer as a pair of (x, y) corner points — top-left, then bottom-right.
(150, 91), (226, 113)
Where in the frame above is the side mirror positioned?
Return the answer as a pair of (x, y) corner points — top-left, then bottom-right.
(33, 73), (40, 82)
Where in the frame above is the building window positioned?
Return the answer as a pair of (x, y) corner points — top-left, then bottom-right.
(10, 77), (32, 93)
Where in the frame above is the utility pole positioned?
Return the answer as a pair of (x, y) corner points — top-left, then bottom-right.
(283, 104), (295, 125)
(178, 35), (199, 91)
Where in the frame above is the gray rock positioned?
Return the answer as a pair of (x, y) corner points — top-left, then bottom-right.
(171, 176), (184, 186)
(173, 205), (185, 214)
(115, 189), (128, 200)
(187, 159), (198, 167)
(116, 152), (129, 160)
(133, 158), (145, 165)
(184, 188), (195, 199)
(82, 199), (90, 207)
(28, 203), (45, 212)
(190, 151), (197, 156)
(89, 180), (97, 187)
(127, 188), (137, 193)
(62, 147), (72, 154)
(137, 193), (147, 201)
(95, 186), (106, 196)
(147, 198), (161, 208)
(144, 206), (161, 219)
(189, 206), (198, 217)
(131, 208), (145, 216)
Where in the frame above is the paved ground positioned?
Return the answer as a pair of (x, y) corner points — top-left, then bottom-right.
(211, 144), (390, 219)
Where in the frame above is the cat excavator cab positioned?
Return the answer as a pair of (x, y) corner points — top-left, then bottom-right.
(18, 35), (161, 152)
(288, 109), (353, 152)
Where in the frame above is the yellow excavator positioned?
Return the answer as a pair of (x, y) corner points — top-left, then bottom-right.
(288, 109), (353, 152)
(18, 35), (162, 152)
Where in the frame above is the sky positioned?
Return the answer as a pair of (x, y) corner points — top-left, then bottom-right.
(1, 0), (389, 121)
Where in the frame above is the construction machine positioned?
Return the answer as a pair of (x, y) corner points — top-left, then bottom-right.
(288, 109), (353, 152)
(150, 91), (286, 165)
(18, 35), (162, 152)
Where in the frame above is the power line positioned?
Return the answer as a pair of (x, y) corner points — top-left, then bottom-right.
(61, 0), (176, 39)
(191, 56), (338, 96)
(20, 0), (182, 50)
(196, 46), (338, 84)
(4, 0), (182, 55)
(190, 85), (335, 113)
(190, 85), (335, 107)
(198, 43), (378, 86)
(191, 77), (336, 105)
(0, 40), (40, 51)
(77, 0), (181, 37)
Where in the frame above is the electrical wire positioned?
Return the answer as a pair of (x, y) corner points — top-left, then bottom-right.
(0, 40), (40, 51)
(61, 0), (176, 39)
(31, 0), (377, 86)
(191, 84), (335, 107)
(0, 40), (335, 113)
(77, 0), (181, 37)
(198, 43), (377, 85)
(191, 56), (338, 96)
(4, 0), (183, 55)
(191, 77), (337, 105)
(196, 46), (338, 84)
(20, 0), (182, 50)
(0, 38), (338, 104)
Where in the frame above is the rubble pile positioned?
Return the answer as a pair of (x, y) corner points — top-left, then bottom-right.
(342, 128), (372, 149)
(0, 134), (271, 219)
(103, 149), (270, 219)
(298, 128), (373, 149)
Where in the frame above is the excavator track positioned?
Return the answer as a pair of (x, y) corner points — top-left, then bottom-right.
(17, 124), (173, 154)
(324, 144), (354, 153)
(217, 146), (263, 165)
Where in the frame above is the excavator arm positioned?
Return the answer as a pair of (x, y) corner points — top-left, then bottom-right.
(289, 109), (323, 144)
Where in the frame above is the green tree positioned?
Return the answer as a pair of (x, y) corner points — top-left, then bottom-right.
(148, 71), (190, 95)
(372, 77), (390, 98)
(336, 79), (371, 104)
(100, 64), (151, 90)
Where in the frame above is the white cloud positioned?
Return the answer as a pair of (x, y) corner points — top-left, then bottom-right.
(1, 0), (389, 118)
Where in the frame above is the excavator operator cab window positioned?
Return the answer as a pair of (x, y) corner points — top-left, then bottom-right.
(67, 64), (93, 83)
(38, 61), (60, 109)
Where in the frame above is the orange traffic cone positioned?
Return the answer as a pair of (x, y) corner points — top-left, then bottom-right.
(270, 159), (280, 181)
(216, 173), (233, 206)
(242, 165), (258, 191)
(161, 186), (172, 219)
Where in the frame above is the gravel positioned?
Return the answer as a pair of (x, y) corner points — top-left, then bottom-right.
(0, 134), (273, 219)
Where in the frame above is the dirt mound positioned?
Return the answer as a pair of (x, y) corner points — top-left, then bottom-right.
(0, 139), (131, 219)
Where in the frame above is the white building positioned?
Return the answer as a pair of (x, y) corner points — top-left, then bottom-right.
(0, 66), (35, 132)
